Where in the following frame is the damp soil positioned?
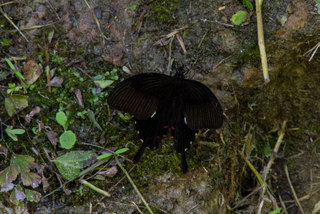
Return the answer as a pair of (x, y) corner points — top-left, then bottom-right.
(0, 0), (320, 213)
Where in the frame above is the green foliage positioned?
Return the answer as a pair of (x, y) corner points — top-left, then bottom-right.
(5, 126), (25, 142)
(87, 110), (102, 131)
(143, 0), (181, 24)
(56, 111), (77, 149)
(76, 110), (87, 119)
(230, 11), (248, 25)
(268, 208), (282, 214)
(97, 148), (129, 159)
(51, 50), (65, 64)
(0, 154), (42, 205)
(243, 0), (253, 10)
(59, 130), (77, 149)
(56, 111), (68, 130)
(1, 38), (10, 46)
(127, 4), (137, 10)
(315, 0), (320, 14)
(5, 95), (29, 117)
(7, 83), (23, 95)
(53, 151), (94, 181)
(4, 58), (25, 80)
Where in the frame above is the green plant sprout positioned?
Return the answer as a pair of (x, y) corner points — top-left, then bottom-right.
(7, 83), (23, 95)
(56, 111), (76, 149)
(5, 126), (25, 141)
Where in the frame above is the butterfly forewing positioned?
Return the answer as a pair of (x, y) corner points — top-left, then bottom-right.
(107, 73), (173, 119)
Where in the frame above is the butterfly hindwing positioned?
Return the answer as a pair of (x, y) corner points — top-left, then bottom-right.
(181, 79), (223, 130)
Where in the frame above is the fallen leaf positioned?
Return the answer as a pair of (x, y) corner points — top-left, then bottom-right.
(53, 151), (94, 181)
(11, 154), (34, 173)
(5, 95), (29, 117)
(45, 130), (58, 146)
(25, 106), (41, 123)
(154, 36), (173, 46)
(23, 60), (42, 84)
(21, 171), (42, 188)
(75, 89), (84, 108)
(97, 166), (118, 177)
(46, 76), (63, 87)
(9, 185), (25, 205)
(37, 165), (49, 191)
(94, 80), (114, 89)
(176, 33), (186, 54)
(25, 189), (42, 202)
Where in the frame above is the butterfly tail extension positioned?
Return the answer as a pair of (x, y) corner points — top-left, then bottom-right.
(181, 150), (188, 173)
(133, 142), (147, 163)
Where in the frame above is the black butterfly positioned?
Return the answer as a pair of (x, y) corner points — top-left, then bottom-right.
(107, 68), (223, 173)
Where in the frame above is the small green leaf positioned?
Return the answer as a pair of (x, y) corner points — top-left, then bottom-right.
(264, 144), (271, 158)
(4, 58), (25, 80)
(5, 127), (25, 141)
(243, 0), (253, 10)
(25, 189), (41, 202)
(87, 110), (102, 131)
(53, 151), (94, 181)
(56, 111), (67, 130)
(127, 4), (137, 10)
(1, 38), (10, 46)
(97, 153), (113, 160)
(114, 148), (129, 154)
(9, 128), (25, 135)
(94, 80), (114, 89)
(60, 130), (76, 149)
(268, 208), (282, 214)
(280, 15), (287, 26)
(230, 11), (248, 25)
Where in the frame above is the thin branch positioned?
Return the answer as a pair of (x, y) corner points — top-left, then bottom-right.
(255, 0), (269, 83)
(0, 6), (29, 42)
(257, 120), (287, 214)
(80, 179), (111, 197)
(284, 164), (305, 214)
(116, 157), (154, 214)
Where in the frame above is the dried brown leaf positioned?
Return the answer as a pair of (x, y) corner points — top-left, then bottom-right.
(25, 106), (41, 123)
(97, 166), (118, 177)
(47, 76), (63, 87)
(75, 89), (84, 108)
(45, 130), (58, 146)
(23, 60), (42, 84)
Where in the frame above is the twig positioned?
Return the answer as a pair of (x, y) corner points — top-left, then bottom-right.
(0, 7), (29, 42)
(130, 201), (144, 214)
(304, 41), (320, 62)
(185, 204), (199, 214)
(154, 19), (199, 46)
(232, 186), (262, 209)
(0, 1), (15, 7)
(284, 164), (305, 214)
(83, 0), (107, 43)
(255, 0), (269, 83)
(257, 120), (287, 214)
(42, 158), (111, 200)
(115, 157), (154, 214)
(80, 179), (111, 197)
